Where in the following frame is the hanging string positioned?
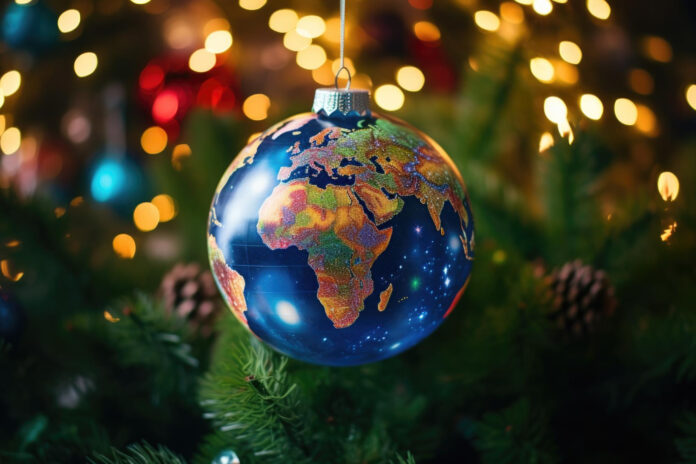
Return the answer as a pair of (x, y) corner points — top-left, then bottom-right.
(334, 0), (351, 90)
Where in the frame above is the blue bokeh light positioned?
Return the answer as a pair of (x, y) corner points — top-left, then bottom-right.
(91, 159), (126, 202)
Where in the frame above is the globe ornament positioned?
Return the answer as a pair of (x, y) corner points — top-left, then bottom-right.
(208, 88), (474, 366)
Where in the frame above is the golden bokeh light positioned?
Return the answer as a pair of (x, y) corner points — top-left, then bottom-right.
(657, 171), (679, 202)
(239, 0), (266, 11)
(15, 0), (34, 4)
(642, 36), (672, 63)
(1, 259), (24, 282)
(283, 30), (311, 52)
(661, 222), (677, 242)
(133, 202), (160, 232)
(579, 94), (603, 120)
(296, 44), (327, 70)
(130, 0), (150, 4)
(1, 127), (21, 155)
(104, 311), (120, 323)
(296, 15), (325, 39)
(74, 52), (98, 77)
(113, 234), (136, 259)
(141, 126), (168, 154)
(586, 0), (610, 20)
(539, 131), (554, 153)
(614, 98), (638, 126)
(323, 17), (342, 43)
(413, 21), (441, 42)
(515, 0), (533, 4)
(554, 61), (578, 85)
(0, 70), (21, 97)
(205, 30), (233, 54)
(331, 58), (356, 76)
(500, 2), (524, 24)
(543, 96), (568, 124)
(188, 49), (216, 73)
(203, 18), (230, 37)
(151, 194), (177, 222)
(474, 11), (501, 32)
(396, 66), (425, 92)
(559, 41), (582, 64)
(57, 9), (81, 33)
(635, 104), (658, 136)
(243, 93), (271, 121)
(0, 94), (4, 109)
(375, 85), (405, 111)
(0, 114), (5, 134)
(530, 57), (554, 83)
(172, 143), (191, 170)
(269, 9), (298, 33)
(312, 62), (335, 86)
(686, 85), (696, 111)
(532, 0), (553, 15)
(629, 69), (654, 95)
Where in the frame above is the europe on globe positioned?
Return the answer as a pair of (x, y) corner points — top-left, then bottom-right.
(208, 89), (474, 366)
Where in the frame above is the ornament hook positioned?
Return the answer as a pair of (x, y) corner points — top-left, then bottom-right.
(334, 0), (351, 90)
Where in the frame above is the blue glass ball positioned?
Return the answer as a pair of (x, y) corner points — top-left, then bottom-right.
(208, 111), (474, 366)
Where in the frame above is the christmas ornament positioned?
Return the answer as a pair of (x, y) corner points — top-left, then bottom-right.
(159, 263), (221, 337)
(547, 260), (616, 336)
(0, 289), (25, 343)
(207, 0), (474, 365)
(211, 449), (241, 464)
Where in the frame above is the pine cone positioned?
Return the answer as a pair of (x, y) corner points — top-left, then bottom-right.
(159, 263), (221, 337)
(547, 260), (616, 337)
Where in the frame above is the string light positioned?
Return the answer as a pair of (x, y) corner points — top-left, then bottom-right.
(0, 71), (21, 97)
(686, 85), (696, 111)
(74, 52), (98, 77)
(614, 98), (638, 126)
(413, 21), (441, 42)
(579, 94), (603, 120)
(530, 58), (554, 83)
(205, 30), (233, 54)
(283, 30), (311, 51)
(474, 11), (500, 32)
(57, 9), (81, 33)
(296, 15), (326, 39)
(559, 41), (582, 64)
(269, 9), (298, 33)
(151, 194), (176, 222)
(586, 0), (610, 20)
(243, 94), (271, 121)
(543, 96), (567, 124)
(113, 234), (136, 259)
(539, 132), (554, 153)
(532, 0), (553, 15)
(239, 0), (266, 11)
(133, 202), (160, 232)
(141, 126), (168, 154)
(657, 171), (679, 202)
(189, 49), (216, 73)
(396, 66), (425, 92)
(0, 127), (21, 155)
(375, 85), (405, 111)
(296, 44), (327, 70)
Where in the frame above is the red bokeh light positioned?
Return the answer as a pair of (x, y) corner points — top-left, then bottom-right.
(139, 64), (165, 92)
(152, 89), (179, 123)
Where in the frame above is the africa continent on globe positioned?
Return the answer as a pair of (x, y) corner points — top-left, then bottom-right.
(208, 110), (474, 366)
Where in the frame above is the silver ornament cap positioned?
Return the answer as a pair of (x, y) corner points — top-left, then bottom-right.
(312, 88), (371, 117)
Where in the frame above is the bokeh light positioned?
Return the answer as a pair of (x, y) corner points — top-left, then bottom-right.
(141, 126), (168, 154)
(500, 2), (524, 24)
(57, 9), (80, 33)
(579, 94), (603, 120)
(614, 98), (638, 126)
(0, 127), (21, 155)
(133, 202), (160, 232)
(543, 96), (567, 124)
(539, 132), (554, 153)
(113, 234), (136, 259)
(515, 0), (533, 4)
(312, 63), (334, 86)
(331, 58), (356, 76)
(530, 58), (554, 83)
(189, 49), (216, 73)
(532, 0), (553, 15)
(151, 194), (177, 222)
(657, 171), (679, 202)
(74, 52), (98, 77)
(587, 0), (610, 20)
(474, 11), (500, 32)
(687, 85), (696, 111)
(130, 0), (150, 4)
(635, 104), (658, 136)
(239, 0), (266, 11)
(375, 85), (405, 111)
(269, 9), (298, 33)
(323, 17), (342, 43)
(172, 143), (192, 170)
(642, 36), (672, 63)
(91, 159), (125, 202)
(243, 94), (271, 121)
(413, 21), (441, 42)
(152, 90), (179, 123)
(1, 71), (21, 97)
(296, 15), (325, 39)
(296, 44), (327, 70)
(283, 30), (311, 51)
(396, 66), (425, 92)
(559, 41), (582, 64)
(205, 30), (233, 54)
(554, 61), (578, 85)
(629, 69), (654, 95)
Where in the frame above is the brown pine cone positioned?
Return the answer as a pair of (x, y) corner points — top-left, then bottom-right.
(159, 263), (221, 337)
(547, 260), (616, 337)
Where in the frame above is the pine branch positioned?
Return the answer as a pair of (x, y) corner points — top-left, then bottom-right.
(90, 443), (186, 464)
(676, 413), (696, 464)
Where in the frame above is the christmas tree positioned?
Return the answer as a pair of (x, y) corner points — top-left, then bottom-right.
(1, 0), (695, 462)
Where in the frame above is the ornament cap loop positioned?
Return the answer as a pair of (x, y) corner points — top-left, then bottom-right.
(312, 88), (370, 117)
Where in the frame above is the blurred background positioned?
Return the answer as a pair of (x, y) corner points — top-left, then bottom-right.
(1, 0), (695, 463)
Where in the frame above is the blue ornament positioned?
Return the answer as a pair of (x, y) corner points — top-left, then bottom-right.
(0, 290), (24, 343)
(212, 449), (240, 464)
(208, 89), (474, 366)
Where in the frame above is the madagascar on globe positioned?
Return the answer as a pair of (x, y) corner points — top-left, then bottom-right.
(207, 88), (474, 366)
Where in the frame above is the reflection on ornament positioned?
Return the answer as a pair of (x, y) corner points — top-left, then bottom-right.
(212, 449), (241, 464)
